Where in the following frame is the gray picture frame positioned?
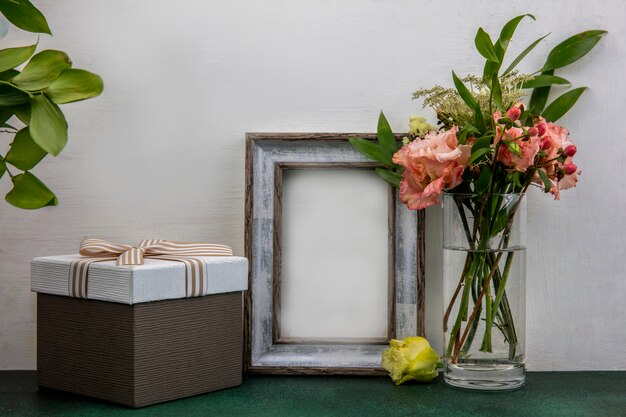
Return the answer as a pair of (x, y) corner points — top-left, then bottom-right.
(244, 133), (425, 375)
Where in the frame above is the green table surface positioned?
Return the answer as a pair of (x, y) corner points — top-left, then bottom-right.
(1, 371), (624, 417)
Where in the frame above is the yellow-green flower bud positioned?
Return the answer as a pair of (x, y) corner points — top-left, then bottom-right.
(408, 115), (437, 137)
(381, 336), (439, 384)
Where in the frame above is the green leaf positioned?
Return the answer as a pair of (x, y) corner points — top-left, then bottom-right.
(452, 71), (486, 132)
(29, 94), (68, 156)
(12, 50), (72, 91)
(376, 111), (398, 157)
(491, 74), (502, 109)
(522, 74), (570, 89)
(502, 33), (549, 76)
(469, 147), (491, 165)
(490, 210), (509, 237)
(0, 0), (51, 34)
(541, 30), (607, 72)
(13, 103), (30, 124)
(482, 60), (498, 86)
(475, 166), (492, 194)
(537, 168), (552, 193)
(375, 168), (401, 188)
(0, 84), (29, 106)
(511, 171), (523, 188)
(5, 127), (47, 170)
(542, 87), (587, 122)
(5, 171), (57, 209)
(529, 69), (554, 114)
(45, 69), (103, 104)
(507, 141), (521, 157)
(484, 14), (536, 82)
(0, 68), (20, 81)
(349, 137), (392, 166)
(0, 44), (36, 73)
(497, 14), (535, 53)
(0, 107), (13, 124)
(472, 135), (492, 152)
(475, 28), (499, 62)
(452, 71), (477, 109)
(0, 156), (6, 180)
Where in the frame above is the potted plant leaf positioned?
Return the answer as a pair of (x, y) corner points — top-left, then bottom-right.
(0, 0), (103, 209)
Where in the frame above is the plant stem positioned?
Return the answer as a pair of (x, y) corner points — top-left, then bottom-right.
(443, 197), (475, 332)
(445, 256), (478, 360)
(452, 250), (503, 362)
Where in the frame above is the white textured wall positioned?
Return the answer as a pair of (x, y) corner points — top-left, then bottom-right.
(0, 0), (624, 370)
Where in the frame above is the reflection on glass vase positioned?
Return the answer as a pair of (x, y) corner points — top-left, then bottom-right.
(442, 192), (526, 390)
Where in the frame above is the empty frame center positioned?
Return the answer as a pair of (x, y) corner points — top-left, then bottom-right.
(279, 168), (389, 341)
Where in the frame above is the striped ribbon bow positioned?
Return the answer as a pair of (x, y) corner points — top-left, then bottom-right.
(69, 238), (233, 299)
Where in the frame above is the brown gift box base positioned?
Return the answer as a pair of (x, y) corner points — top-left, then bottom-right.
(37, 292), (243, 408)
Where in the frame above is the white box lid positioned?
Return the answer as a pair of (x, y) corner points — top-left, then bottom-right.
(32, 254), (248, 305)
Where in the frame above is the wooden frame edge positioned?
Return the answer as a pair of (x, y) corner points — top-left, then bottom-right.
(244, 132), (425, 375)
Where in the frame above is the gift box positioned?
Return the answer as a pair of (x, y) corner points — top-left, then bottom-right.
(31, 240), (248, 408)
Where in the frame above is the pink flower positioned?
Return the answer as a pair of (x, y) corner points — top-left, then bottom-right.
(564, 145), (577, 157)
(539, 120), (570, 162)
(563, 163), (577, 175)
(537, 122), (547, 136)
(393, 126), (470, 210)
(495, 126), (540, 172)
(506, 105), (522, 122)
(532, 157), (581, 200)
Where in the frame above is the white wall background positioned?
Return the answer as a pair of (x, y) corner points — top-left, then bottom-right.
(0, 0), (624, 370)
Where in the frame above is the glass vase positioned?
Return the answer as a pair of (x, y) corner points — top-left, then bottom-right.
(442, 192), (526, 390)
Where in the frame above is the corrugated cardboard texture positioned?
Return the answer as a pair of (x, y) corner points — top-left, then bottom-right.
(37, 292), (243, 408)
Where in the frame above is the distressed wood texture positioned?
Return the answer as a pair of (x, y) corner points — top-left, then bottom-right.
(244, 133), (425, 375)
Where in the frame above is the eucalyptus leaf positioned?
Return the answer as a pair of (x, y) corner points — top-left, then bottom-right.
(0, 0), (51, 34)
(502, 33), (549, 76)
(522, 74), (570, 89)
(376, 111), (398, 157)
(475, 28), (499, 62)
(29, 94), (68, 156)
(5, 171), (57, 209)
(475, 166), (492, 194)
(541, 30), (607, 72)
(349, 137), (392, 166)
(5, 127), (46, 170)
(0, 156), (5, 180)
(45, 69), (103, 104)
(542, 87), (587, 122)
(12, 50), (72, 91)
(375, 168), (401, 188)
(0, 44), (36, 73)
(537, 168), (552, 193)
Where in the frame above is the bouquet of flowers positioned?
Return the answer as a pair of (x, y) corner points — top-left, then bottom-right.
(354, 14), (605, 384)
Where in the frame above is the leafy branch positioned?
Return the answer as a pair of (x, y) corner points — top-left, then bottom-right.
(0, 0), (103, 209)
